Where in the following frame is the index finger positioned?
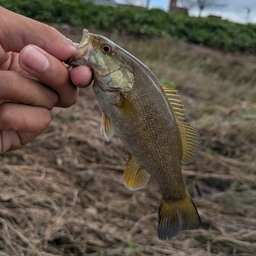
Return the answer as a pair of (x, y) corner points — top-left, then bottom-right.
(0, 7), (75, 61)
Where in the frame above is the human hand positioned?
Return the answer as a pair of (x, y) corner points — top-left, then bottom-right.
(0, 7), (92, 153)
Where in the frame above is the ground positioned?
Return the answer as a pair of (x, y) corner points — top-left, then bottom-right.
(0, 26), (256, 256)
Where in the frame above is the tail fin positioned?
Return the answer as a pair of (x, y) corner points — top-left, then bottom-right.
(157, 191), (201, 240)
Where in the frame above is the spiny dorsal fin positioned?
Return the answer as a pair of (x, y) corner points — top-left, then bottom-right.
(100, 112), (115, 142)
(161, 85), (200, 164)
(161, 86), (186, 122)
(123, 153), (150, 191)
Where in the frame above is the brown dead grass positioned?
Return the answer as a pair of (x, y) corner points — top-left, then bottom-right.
(0, 25), (256, 255)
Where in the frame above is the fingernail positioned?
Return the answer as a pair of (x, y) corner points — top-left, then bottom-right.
(22, 46), (49, 73)
(65, 37), (73, 44)
(65, 37), (79, 48)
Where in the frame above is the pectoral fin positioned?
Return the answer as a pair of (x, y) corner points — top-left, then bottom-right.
(114, 93), (137, 120)
(123, 154), (150, 191)
(100, 112), (115, 142)
(161, 85), (200, 164)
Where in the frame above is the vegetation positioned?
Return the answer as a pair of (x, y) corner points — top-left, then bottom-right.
(1, 0), (256, 53)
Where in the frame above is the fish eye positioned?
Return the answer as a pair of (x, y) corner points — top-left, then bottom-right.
(101, 44), (113, 54)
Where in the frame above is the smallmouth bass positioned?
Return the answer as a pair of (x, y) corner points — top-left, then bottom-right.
(68, 29), (201, 240)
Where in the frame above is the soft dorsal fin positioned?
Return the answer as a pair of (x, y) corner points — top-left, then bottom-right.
(123, 153), (151, 191)
(161, 86), (200, 164)
(179, 122), (201, 164)
(100, 112), (115, 142)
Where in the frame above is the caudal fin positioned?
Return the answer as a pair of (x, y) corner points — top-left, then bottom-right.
(157, 191), (201, 240)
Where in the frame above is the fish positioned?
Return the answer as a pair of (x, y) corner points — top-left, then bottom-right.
(67, 29), (201, 240)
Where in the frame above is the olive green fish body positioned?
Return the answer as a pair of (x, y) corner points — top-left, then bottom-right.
(68, 29), (201, 240)
(93, 66), (185, 201)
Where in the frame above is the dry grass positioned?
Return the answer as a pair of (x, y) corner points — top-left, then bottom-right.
(0, 25), (256, 255)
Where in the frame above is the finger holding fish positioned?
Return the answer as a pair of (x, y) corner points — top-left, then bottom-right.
(69, 65), (93, 88)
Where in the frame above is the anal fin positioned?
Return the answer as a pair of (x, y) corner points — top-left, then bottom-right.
(123, 154), (150, 191)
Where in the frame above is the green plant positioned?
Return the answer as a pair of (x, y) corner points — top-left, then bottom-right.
(160, 78), (176, 88)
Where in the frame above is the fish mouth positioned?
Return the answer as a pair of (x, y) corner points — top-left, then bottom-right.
(66, 29), (93, 66)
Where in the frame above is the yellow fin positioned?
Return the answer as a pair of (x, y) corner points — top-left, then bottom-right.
(180, 122), (201, 164)
(161, 85), (200, 164)
(161, 85), (186, 122)
(158, 191), (201, 240)
(114, 93), (137, 119)
(123, 154), (150, 191)
(100, 112), (115, 142)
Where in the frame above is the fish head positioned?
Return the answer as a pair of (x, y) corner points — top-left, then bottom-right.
(68, 29), (134, 91)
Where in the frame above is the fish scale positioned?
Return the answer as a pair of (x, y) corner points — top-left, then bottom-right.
(68, 29), (201, 240)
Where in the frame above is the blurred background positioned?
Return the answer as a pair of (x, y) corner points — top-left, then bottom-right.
(0, 0), (256, 255)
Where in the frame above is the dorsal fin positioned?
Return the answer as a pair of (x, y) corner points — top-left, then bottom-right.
(179, 122), (201, 164)
(161, 86), (200, 164)
(161, 86), (186, 122)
